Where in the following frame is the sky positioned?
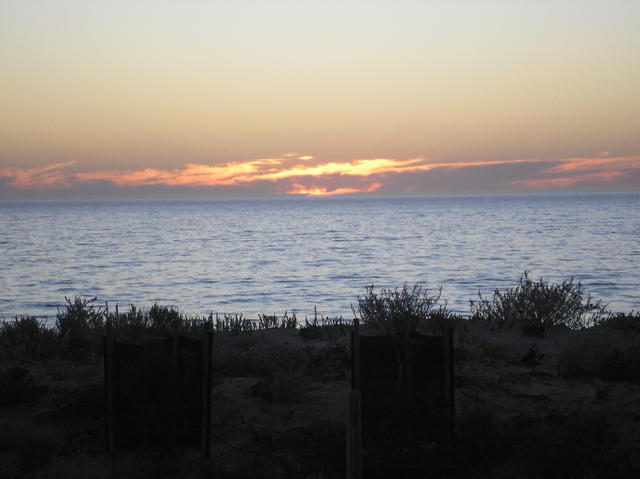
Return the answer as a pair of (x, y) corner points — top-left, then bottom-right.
(1, 0), (639, 199)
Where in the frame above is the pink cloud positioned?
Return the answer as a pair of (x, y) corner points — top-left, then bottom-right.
(1, 154), (637, 196)
(511, 171), (627, 189)
(0, 161), (76, 189)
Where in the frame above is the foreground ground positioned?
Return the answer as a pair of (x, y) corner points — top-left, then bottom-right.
(1, 318), (640, 478)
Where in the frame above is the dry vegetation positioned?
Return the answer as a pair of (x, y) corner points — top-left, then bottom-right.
(1, 273), (639, 478)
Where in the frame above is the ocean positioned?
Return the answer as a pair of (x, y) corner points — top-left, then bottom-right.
(1, 193), (638, 320)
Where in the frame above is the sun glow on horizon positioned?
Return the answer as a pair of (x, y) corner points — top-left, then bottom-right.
(1, 2), (639, 199)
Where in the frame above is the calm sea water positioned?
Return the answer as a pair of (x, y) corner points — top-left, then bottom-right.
(1, 193), (638, 320)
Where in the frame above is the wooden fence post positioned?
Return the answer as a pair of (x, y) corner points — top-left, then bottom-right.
(104, 320), (116, 478)
(351, 317), (360, 391)
(347, 390), (362, 479)
(443, 327), (455, 452)
(347, 317), (362, 479)
(201, 326), (213, 477)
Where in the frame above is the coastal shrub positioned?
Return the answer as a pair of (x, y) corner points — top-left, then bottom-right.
(356, 284), (456, 334)
(238, 419), (345, 478)
(148, 303), (182, 331)
(0, 420), (59, 473)
(304, 343), (349, 380)
(299, 312), (349, 341)
(56, 296), (103, 361)
(52, 382), (105, 422)
(518, 411), (616, 479)
(47, 453), (106, 479)
(250, 361), (311, 403)
(454, 410), (623, 478)
(258, 312), (298, 330)
(598, 311), (640, 334)
(470, 271), (607, 329)
(14, 425), (59, 473)
(558, 325), (640, 381)
(284, 419), (346, 477)
(454, 405), (514, 473)
(215, 313), (256, 335)
(106, 303), (146, 332)
(0, 366), (47, 406)
(0, 316), (58, 360)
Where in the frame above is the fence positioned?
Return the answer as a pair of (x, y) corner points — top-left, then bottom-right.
(348, 318), (454, 478)
(104, 327), (213, 476)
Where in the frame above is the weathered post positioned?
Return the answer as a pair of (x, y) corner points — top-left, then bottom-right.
(347, 390), (362, 479)
(104, 319), (116, 478)
(443, 327), (455, 452)
(201, 325), (213, 477)
(347, 316), (362, 479)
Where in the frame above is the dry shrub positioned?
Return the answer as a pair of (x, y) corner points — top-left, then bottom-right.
(471, 271), (607, 329)
(0, 366), (47, 406)
(559, 315), (640, 381)
(356, 283), (458, 334)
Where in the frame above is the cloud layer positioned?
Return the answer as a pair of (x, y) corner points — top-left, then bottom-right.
(1, 154), (639, 199)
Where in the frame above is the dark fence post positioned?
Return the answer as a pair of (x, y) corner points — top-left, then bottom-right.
(347, 390), (362, 479)
(443, 327), (455, 452)
(347, 317), (362, 479)
(201, 326), (213, 477)
(351, 317), (361, 391)
(104, 320), (116, 478)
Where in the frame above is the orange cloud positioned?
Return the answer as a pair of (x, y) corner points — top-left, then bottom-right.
(511, 171), (626, 189)
(288, 182), (382, 197)
(0, 161), (76, 189)
(541, 156), (640, 174)
(1, 154), (637, 195)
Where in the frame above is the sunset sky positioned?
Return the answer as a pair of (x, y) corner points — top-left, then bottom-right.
(1, 0), (639, 199)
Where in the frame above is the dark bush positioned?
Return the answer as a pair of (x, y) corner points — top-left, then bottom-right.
(598, 311), (640, 334)
(51, 382), (105, 422)
(559, 326), (640, 381)
(250, 361), (311, 403)
(148, 303), (182, 331)
(471, 271), (607, 329)
(0, 316), (58, 360)
(56, 296), (103, 362)
(453, 406), (515, 474)
(518, 411), (617, 479)
(298, 314), (349, 341)
(356, 283), (457, 334)
(0, 366), (47, 406)
(14, 425), (58, 472)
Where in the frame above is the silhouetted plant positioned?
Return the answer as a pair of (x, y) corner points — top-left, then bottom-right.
(356, 283), (456, 334)
(559, 324), (640, 381)
(148, 303), (182, 331)
(14, 424), (58, 473)
(215, 313), (256, 334)
(518, 411), (617, 479)
(453, 405), (514, 473)
(0, 316), (58, 360)
(258, 314), (279, 329)
(51, 382), (105, 422)
(598, 310), (640, 334)
(279, 311), (298, 329)
(470, 271), (608, 329)
(251, 361), (311, 403)
(56, 296), (103, 362)
(0, 366), (47, 406)
(304, 343), (349, 380)
(299, 307), (349, 341)
(257, 312), (298, 330)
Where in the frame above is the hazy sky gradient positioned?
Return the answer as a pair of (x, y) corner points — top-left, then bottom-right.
(1, 1), (639, 198)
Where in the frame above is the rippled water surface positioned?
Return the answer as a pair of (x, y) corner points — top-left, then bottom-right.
(1, 193), (638, 319)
